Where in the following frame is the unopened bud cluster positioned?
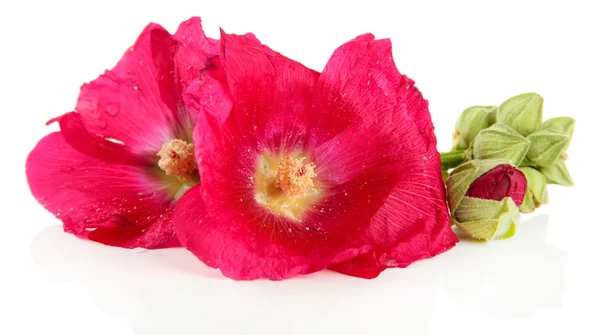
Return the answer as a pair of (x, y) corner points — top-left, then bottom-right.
(445, 93), (575, 240)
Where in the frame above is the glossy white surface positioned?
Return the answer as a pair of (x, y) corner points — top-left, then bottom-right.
(1, 1), (598, 334)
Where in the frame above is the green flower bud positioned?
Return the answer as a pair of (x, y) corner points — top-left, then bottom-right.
(472, 124), (530, 165)
(497, 93), (543, 136)
(446, 159), (526, 241)
(519, 167), (547, 213)
(543, 116), (575, 137)
(526, 130), (570, 167)
(540, 160), (574, 186)
(452, 106), (497, 150)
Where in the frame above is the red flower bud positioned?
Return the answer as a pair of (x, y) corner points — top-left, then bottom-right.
(466, 164), (527, 206)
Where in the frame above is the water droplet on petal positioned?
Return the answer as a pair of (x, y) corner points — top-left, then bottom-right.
(105, 104), (120, 116)
(60, 166), (73, 173)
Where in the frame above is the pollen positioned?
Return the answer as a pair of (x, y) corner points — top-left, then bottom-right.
(275, 157), (317, 197)
(157, 139), (198, 182)
(254, 153), (322, 221)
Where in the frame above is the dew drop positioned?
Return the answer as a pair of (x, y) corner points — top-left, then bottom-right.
(60, 166), (74, 173)
(105, 104), (120, 116)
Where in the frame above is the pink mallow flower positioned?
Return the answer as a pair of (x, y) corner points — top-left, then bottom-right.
(26, 17), (218, 248)
(172, 32), (458, 280)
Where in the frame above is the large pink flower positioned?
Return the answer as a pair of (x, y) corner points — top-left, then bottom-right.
(172, 31), (458, 280)
(26, 17), (219, 248)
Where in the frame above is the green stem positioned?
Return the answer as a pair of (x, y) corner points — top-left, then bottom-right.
(440, 150), (467, 171)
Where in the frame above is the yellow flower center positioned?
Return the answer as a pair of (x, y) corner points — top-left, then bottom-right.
(275, 157), (317, 197)
(254, 153), (321, 221)
(157, 139), (198, 183)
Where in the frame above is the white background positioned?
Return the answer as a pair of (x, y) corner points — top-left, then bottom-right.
(1, 0), (599, 334)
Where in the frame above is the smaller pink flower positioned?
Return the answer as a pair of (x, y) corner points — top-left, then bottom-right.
(26, 17), (219, 248)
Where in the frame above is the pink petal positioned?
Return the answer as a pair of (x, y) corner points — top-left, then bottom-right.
(53, 112), (140, 165)
(218, 30), (320, 153)
(328, 253), (387, 279)
(172, 17), (220, 91)
(184, 65), (232, 130)
(173, 186), (315, 280)
(26, 132), (177, 248)
(85, 214), (180, 249)
(73, 18), (218, 157)
(317, 36), (456, 277)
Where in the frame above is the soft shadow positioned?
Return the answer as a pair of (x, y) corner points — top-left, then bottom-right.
(30, 225), (444, 335)
(442, 214), (568, 319)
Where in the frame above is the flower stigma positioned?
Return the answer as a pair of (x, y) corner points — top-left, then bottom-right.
(157, 139), (198, 183)
(275, 157), (317, 197)
(254, 153), (322, 221)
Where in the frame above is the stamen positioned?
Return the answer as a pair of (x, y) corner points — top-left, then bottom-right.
(275, 157), (317, 198)
(157, 139), (197, 182)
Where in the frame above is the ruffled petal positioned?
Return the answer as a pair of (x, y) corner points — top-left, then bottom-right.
(86, 214), (179, 249)
(73, 19), (217, 157)
(172, 17), (220, 91)
(26, 132), (177, 248)
(173, 186), (314, 280)
(218, 30), (320, 153)
(317, 37), (456, 277)
(53, 112), (141, 165)
(327, 252), (387, 279)
(74, 23), (180, 156)
(308, 36), (451, 277)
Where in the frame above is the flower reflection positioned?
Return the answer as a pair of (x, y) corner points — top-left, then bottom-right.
(30, 225), (445, 335)
(442, 214), (567, 319)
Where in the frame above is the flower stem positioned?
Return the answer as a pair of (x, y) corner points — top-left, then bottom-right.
(440, 150), (467, 171)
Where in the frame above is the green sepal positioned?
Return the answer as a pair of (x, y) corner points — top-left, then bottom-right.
(519, 167), (547, 213)
(452, 106), (497, 150)
(473, 124), (530, 165)
(446, 160), (478, 213)
(526, 129), (570, 167)
(497, 93), (543, 136)
(454, 196), (505, 222)
(540, 160), (574, 186)
(519, 156), (537, 168)
(454, 197), (519, 241)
